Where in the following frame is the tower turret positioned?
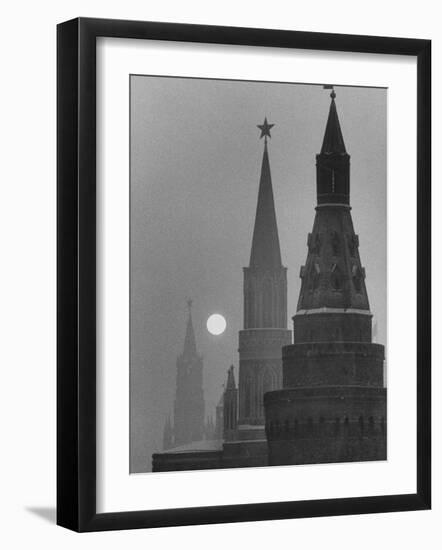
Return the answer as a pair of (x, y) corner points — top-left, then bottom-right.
(295, 90), (370, 346)
(264, 89), (386, 466)
(244, 119), (287, 329)
(316, 88), (350, 205)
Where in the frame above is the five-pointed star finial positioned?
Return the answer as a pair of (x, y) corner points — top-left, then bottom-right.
(257, 117), (274, 141)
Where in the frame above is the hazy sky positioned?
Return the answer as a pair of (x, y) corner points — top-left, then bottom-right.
(130, 76), (387, 473)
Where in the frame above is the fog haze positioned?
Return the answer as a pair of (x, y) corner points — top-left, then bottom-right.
(130, 76), (387, 473)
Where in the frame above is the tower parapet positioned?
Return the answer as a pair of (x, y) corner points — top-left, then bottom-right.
(265, 386), (386, 464)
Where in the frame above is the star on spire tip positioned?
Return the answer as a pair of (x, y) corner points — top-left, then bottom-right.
(257, 117), (275, 142)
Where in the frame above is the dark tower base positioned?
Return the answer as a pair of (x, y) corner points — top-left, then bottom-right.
(265, 386), (386, 465)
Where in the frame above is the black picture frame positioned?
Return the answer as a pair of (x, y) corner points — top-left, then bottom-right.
(57, 17), (431, 532)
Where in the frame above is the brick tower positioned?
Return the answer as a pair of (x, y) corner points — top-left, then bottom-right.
(239, 119), (292, 426)
(264, 90), (386, 466)
(221, 119), (292, 467)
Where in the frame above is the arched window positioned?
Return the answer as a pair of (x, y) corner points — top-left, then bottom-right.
(247, 287), (254, 327)
(331, 168), (336, 193)
(263, 278), (273, 327)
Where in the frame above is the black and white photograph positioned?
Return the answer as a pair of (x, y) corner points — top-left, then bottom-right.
(129, 76), (387, 474)
(0, 0), (435, 544)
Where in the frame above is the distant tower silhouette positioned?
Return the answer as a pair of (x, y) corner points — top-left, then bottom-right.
(162, 416), (173, 450)
(214, 393), (224, 440)
(239, 119), (292, 426)
(223, 366), (238, 439)
(265, 88), (386, 466)
(173, 300), (205, 446)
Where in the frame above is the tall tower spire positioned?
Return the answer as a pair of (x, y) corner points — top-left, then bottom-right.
(320, 89), (347, 154)
(237, 119), (291, 430)
(183, 298), (197, 356)
(298, 89), (369, 314)
(173, 299), (205, 446)
(243, 120), (287, 330)
(249, 119), (282, 269)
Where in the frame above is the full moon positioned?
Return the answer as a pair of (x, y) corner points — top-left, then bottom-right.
(206, 313), (227, 336)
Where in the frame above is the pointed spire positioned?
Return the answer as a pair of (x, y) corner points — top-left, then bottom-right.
(226, 365), (236, 390)
(298, 89), (369, 313)
(183, 298), (197, 356)
(249, 121), (282, 269)
(321, 88), (347, 154)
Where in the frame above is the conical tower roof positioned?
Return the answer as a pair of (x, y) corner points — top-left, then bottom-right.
(249, 121), (282, 269)
(320, 91), (347, 154)
(297, 91), (369, 313)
